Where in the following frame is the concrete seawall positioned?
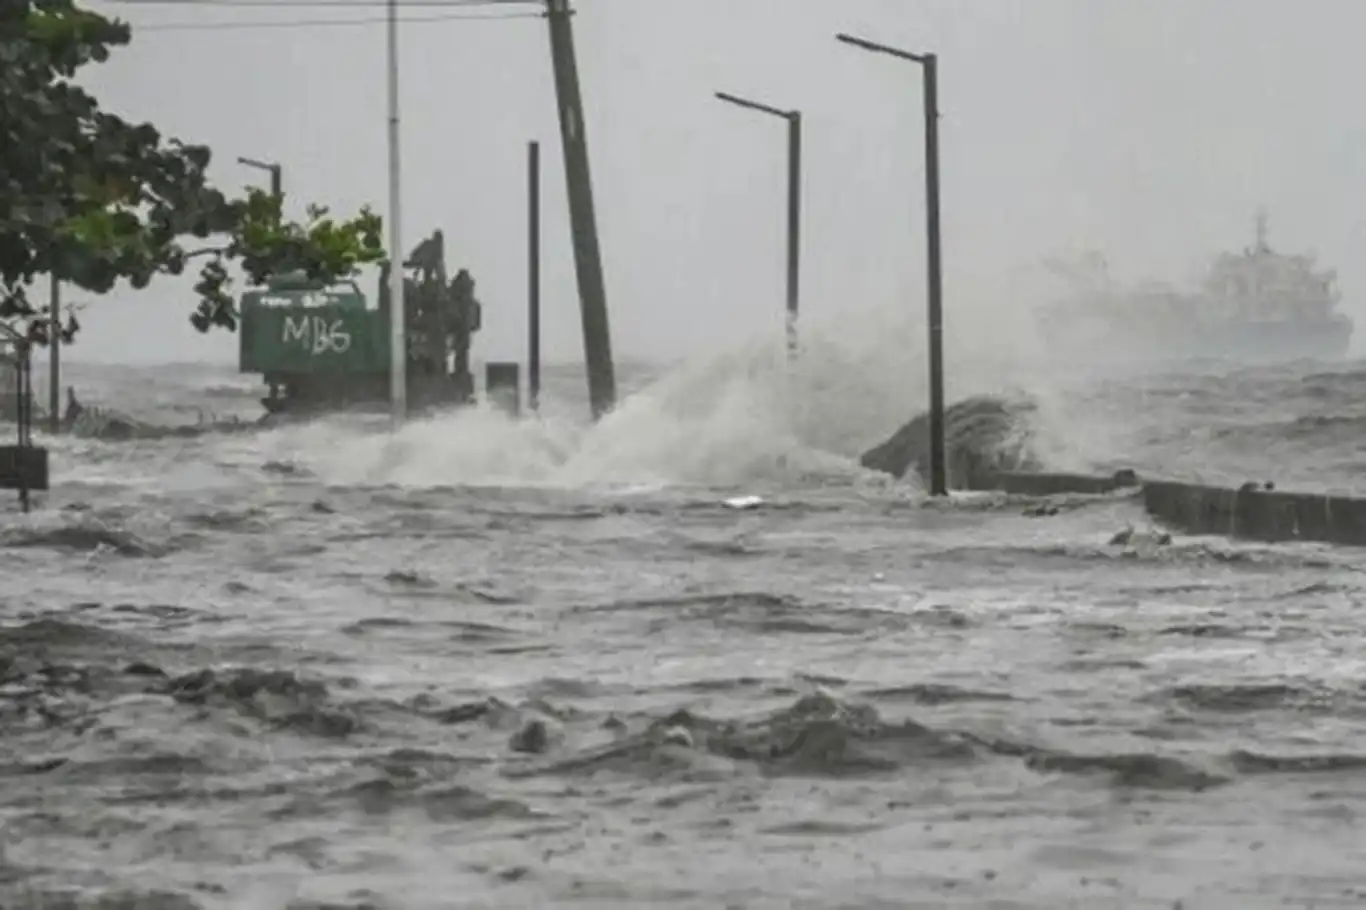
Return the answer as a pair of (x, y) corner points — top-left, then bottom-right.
(978, 470), (1366, 548)
(978, 470), (1141, 497)
(1141, 480), (1366, 546)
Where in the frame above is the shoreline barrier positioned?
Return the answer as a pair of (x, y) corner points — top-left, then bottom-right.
(975, 470), (1366, 548)
(1141, 480), (1366, 547)
(977, 469), (1141, 497)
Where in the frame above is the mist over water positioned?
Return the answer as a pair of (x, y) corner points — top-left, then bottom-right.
(113, 293), (1080, 494)
(41, 284), (1366, 499)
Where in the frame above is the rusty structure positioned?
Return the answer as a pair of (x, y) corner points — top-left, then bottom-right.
(238, 229), (483, 419)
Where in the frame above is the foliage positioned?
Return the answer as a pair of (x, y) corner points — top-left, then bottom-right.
(0, 0), (385, 347)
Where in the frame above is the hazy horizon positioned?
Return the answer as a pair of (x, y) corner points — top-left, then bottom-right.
(27, 0), (1366, 369)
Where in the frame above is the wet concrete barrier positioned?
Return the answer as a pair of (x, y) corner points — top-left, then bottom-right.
(982, 469), (1141, 497)
(1141, 480), (1366, 547)
(974, 468), (1366, 548)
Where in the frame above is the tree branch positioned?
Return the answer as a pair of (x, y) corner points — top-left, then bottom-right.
(2, 1), (386, 346)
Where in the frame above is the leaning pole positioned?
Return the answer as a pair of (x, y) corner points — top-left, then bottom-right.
(545, 0), (616, 419)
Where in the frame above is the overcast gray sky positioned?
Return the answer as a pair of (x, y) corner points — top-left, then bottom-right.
(59, 0), (1366, 366)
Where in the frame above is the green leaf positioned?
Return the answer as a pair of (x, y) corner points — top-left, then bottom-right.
(1, 1), (387, 345)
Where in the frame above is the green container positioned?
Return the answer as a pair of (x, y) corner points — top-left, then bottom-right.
(238, 279), (390, 375)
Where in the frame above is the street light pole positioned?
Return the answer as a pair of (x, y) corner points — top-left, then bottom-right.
(714, 90), (803, 358)
(528, 139), (542, 413)
(386, 0), (407, 426)
(237, 156), (283, 199)
(835, 32), (946, 497)
(785, 110), (802, 358)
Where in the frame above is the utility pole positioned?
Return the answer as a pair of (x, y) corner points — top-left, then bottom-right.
(714, 90), (803, 358)
(922, 54), (945, 496)
(47, 275), (59, 435)
(836, 33), (947, 497)
(544, 0), (616, 419)
(528, 140), (542, 412)
(386, 0), (407, 425)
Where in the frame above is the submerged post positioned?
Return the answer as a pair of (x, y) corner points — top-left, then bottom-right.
(528, 140), (542, 413)
(544, 0), (616, 420)
(835, 32), (947, 496)
(713, 90), (804, 357)
(47, 275), (59, 435)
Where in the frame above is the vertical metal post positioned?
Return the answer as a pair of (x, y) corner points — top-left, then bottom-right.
(922, 54), (946, 497)
(386, 0), (407, 426)
(545, 0), (616, 420)
(835, 33), (950, 495)
(785, 112), (802, 358)
(17, 345), (30, 513)
(528, 140), (542, 413)
(48, 275), (59, 435)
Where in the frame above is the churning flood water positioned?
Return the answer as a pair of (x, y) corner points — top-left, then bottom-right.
(3, 321), (1366, 909)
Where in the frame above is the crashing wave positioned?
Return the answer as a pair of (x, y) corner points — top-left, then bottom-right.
(66, 405), (151, 441)
(859, 394), (1041, 488)
(65, 405), (256, 442)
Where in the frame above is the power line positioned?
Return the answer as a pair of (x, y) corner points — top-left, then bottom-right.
(109, 0), (537, 8)
(135, 9), (542, 30)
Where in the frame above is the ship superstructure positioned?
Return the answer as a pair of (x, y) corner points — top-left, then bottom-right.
(1040, 210), (1353, 363)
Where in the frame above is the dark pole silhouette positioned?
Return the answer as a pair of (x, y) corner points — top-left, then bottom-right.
(237, 156), (283, 199)
(545, 0), (617, 419)
(47, 275), (59, 435)
(836, 32), (947, 497)
(528, 140), (542, 413)
(714, 90), (803, 357)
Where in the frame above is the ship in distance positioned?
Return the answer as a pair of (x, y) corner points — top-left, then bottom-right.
(1038, 210), (1353, 364)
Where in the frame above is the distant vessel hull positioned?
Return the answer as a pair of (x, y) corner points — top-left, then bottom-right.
(1042, 312), (1353, 366)
(1182, 318), (1352, 362)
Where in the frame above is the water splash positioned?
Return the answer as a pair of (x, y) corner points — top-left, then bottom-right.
(235, 300), (1087, 492)
(17, 290), (1179, 493)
